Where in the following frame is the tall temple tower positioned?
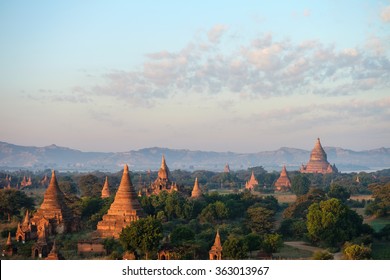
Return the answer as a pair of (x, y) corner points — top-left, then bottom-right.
(96, 164), (145, 238)
(31, 170), (73, 235)
(274, 165), (291, 191)
(300, 138), (338, 174)
(149, 155), (177, 195)
(209, 230), (223, 260)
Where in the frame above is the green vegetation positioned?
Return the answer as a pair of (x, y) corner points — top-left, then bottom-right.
(1, 167), (390, 260)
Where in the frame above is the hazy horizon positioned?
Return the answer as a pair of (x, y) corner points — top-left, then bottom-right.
(1, 1), (389, 153)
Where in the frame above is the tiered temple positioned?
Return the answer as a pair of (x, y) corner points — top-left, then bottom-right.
(149, 155), (178, 195)
(191, 177), (203, 198)
(96, 164), (145, 238)
(101, 176), (110, 198)
(31, 170), (73, 235)
(274, 165), (291, 191)
(245, 171), (259, 191)
(209, 230), (223, 260)
(300, 138), (338, 174)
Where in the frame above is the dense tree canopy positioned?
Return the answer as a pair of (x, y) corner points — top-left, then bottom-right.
(327, 183), (351, 202)
(291, 174), (311, 196)
(246, 206), (275, 234)
(307, 198), (364, 247)
(0, 189), (34, 221)
(120, 216), (163, 259)
(366, 182), (390, 217)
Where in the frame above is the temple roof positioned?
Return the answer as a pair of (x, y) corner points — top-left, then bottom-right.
(107, 164), (143, 213)
(212, 229), (222, 249)
(158, 155), (170, 180)
(39, 170), (67, 211)
(23, 209), (30, 225)
(310, 138), (328, 162)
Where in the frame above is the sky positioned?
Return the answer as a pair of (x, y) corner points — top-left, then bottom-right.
(0, 0), (389, 153)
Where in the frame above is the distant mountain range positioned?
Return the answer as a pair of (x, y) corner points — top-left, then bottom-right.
(0, 141), (389, 173)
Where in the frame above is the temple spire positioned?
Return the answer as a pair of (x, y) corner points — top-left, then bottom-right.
(214, 229), (222, 248)
(191, 177), (203, 198)
(101, 176), (110, 198)
(6, 232), (12, 246)
(23, 209), (30, 225)
(158, 155), (170, 180)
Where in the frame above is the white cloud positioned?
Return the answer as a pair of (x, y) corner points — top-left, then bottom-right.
(71, 28), (390, 107)
(207, 24), (228, 43)
(381, 5), (390, 22)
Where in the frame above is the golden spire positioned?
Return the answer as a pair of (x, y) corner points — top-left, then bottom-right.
(158, 155), (170, 180)
(191, 177), (203, 198)
(23, 209), (30, 225)
(213, 229), (222, 248)
(6, 232), (12, 246)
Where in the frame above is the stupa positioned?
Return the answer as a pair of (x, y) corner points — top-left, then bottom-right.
(245, 171), (259, 191)
(96, 164), (145, 238)
(101, 176), (110, 198)
(31, 170), (73, 235)
(300, 138), (338, 174)
(274, 166), (291, 191)
(191, 177), (203, 198)
(209, 230), (223, 260)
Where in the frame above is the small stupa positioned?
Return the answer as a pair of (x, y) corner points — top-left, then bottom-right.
(96, 164), (145, 238)
(101, 176), (110, 198)
(191, 177), (203, 198)
(300, 138), (338, 174)
(209, 229), (223, 260)
(274, 165), (291, 191)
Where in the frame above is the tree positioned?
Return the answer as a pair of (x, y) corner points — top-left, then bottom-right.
(222, 236), (248, 259)
(291, 174), (311, 196)
(78, 174), (102, 197)
(58, 176), (78, 195)
(307, 198), (364, 247)
(199, 201), (229, 224)
(312, 250), (334, 260)
(366, 182), (390, 217)
(171, 226), (195, 245)
(0, 189), (34, 221)
(120, 216), (163, 259)
(262, 233), (283, 254)
(328, 183), (350, 202)
(244, 233), (262, 257)
(283, 188), (326, 219)
(343, 243), (371, 260)
(246, 206), (275, 234)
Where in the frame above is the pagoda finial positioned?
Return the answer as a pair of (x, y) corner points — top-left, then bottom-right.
(214, 229), (222, 247)
(23, 209), (30, 225)
(6, 232), (12, 246)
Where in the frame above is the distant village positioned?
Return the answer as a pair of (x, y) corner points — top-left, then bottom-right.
(1, 138), (389, 260)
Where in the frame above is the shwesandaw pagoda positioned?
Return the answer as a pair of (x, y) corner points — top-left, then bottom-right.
(300, 138), (338, 174)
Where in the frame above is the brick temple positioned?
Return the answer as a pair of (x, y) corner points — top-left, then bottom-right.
(96, 164), (145, 238)
(274, 165), (291, 191)
(300, 138), (338, 174)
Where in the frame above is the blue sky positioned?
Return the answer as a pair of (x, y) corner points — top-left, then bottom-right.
(1, 0), (389, 153)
